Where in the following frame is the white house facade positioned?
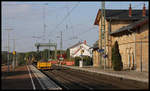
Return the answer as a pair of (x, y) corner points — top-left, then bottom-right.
(69, 40), (92, 58)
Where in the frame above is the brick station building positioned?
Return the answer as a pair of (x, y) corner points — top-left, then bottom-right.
(93, 4), (149, 72)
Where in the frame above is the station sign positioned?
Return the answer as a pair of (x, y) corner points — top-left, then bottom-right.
(103, 54), (107, 58)
(59, 57), (64, 61)
(13, 51), (16, 55)
(97, 49), (104, 53)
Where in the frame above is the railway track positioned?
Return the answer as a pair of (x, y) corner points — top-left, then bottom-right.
(44, 70), (90, 90)
(33, 64), (148, 90)
(58, 66), (147, 89)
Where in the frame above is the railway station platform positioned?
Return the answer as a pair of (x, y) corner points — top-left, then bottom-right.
(61, 65), (148, 83)
(1, 65), (41, 89)
(1, 65), (62, 90)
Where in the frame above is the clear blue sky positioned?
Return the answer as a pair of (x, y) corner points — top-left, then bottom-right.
(2, 1), (149, 52)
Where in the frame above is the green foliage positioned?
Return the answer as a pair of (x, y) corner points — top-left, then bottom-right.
(9, 53), (13, 63)
(74, 56), (81, 66)
(25, 52), (32, 60)
(83, 56), (93, 66)
(2, 51), (8, 64)
(18, 59), (26, 66)
(37, 49), (66, 60)
(42, 49), (49, 60)
(50, 50), (55, 59)
(17, 53), (26, 66)
(66, 48), (70, 59)
(37, 50), (54, 60)
(2, 52), (13, 64)
(111, 41), (123, 71)
(74, 56), (93, 66)
(34, 52), (41, 61)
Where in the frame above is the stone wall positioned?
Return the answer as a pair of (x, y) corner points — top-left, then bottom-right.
(111, 20), (132, 32)
(93, 51), (100, 67)
(111, 23), (149, 71)
(93, 16), (148, 72)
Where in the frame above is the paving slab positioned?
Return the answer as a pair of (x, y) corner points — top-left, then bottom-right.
(1, 65), (41, 89)
(29, 65), (62, 90)
(62, 65), (148, 83)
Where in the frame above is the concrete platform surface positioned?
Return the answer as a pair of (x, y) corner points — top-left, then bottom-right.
(1, 65), (42, 89)
(29, 65), (62, 90)
(1, 65), (62, 90)
(62, 65), (148, 83)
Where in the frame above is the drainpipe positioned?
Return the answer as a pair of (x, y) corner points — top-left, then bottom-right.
(140, 39), (142, 72)
(131, 52), (134, 70)
(139, 36), (147, 72)
(134, 32), (136, 69)
(129, 48), (131, 68)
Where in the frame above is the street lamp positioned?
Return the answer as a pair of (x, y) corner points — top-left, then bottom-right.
(10, 38), (17, 72)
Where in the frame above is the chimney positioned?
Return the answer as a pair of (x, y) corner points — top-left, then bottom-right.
(129, 4), (132, 17)
(142, 4), (146, 17)
(83, 40), (87, 45)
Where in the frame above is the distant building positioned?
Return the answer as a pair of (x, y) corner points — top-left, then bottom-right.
(68, 40), (92, 58)
(93, 4), (149, 72)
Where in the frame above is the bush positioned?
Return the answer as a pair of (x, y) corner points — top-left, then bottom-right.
(2, 52), (8, 64)
(74, 57), (81, 66)
(83, 56), (93, 66)
(17, 53), (26, 66)
(18, 60), (26, 66)
(66, 48), (70, 59)
(74, 56), (93, 66)
(111, 41), (123, 71)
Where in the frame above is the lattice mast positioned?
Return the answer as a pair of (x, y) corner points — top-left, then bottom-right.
(100, 1), (106, 70)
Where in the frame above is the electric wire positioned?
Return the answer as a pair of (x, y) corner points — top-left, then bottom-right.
(47, 2), (80, 37)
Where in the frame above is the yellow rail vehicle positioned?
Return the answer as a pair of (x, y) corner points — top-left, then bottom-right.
(37, 61), (51, 70)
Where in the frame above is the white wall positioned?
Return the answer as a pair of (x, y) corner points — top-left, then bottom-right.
(70, 43), (92, 57)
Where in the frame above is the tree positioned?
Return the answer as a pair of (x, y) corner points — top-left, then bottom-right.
(17, 53), (26, 66)
(74, 56), (93, 66)
(34, 52), (41, 61)
(111, 41), (123, 71)
(42, 49), (49, 60)
(2, 51), (8, 64)
(83, 56), (93, 66)
(66, 48), (70, 59)
(50, 50), (55, 59)
(74, 56), (81, 66)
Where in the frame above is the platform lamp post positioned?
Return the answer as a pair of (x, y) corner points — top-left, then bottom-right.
(10, 37), (19, 71)
(12, 50), (16, 71)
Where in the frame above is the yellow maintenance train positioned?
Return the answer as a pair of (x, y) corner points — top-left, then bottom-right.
(37, 59), (51, 70)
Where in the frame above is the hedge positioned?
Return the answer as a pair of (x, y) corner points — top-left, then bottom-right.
(74, 56), (93, 66)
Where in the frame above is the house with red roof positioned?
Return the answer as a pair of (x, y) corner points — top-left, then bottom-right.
(68, 40), (92, 58)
